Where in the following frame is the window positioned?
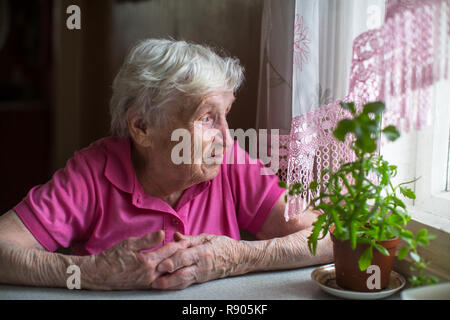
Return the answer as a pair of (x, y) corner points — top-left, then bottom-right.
(381, 77), (450, 281)
(414, 78), (450, 219)
(381, 77), (450, 222)
(447, 127), (450, 192)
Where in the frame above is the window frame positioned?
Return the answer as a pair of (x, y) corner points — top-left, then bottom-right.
(381, 79), (450, 282)
(413, 79), (450, 220)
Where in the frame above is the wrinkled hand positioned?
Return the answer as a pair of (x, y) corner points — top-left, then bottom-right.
(152, 233), (241, 290)
(81, 230), (190, 290)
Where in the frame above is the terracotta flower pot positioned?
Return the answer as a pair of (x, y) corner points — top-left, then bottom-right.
(331, 232), (400, 292)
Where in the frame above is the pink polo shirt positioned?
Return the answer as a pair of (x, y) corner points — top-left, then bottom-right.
(14, 136), (284, 255)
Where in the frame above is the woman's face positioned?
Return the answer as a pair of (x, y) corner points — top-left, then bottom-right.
(151, 91), (235, 186)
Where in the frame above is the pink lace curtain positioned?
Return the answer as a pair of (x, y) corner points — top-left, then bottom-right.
(257, 0), (383, 184)
(284, 0), (450, 220)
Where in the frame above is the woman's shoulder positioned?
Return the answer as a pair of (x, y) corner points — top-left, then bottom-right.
(70, 135), (130, 172)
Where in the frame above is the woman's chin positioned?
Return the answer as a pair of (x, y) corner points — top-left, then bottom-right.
(201, 162), (221, 180)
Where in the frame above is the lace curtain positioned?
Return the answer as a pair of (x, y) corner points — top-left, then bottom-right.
(257, 0), (384, 131)
(259, 0), (450, 220)
(257, 0), (385, 186)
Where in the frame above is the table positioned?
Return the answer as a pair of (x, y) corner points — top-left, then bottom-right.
(0, 266), (401, 300)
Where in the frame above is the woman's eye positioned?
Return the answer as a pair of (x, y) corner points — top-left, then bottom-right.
(201, 116), (214, 125)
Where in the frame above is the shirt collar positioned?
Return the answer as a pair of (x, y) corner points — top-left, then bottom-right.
(103, 135), (212, 213)
(104, 136), (135, 194)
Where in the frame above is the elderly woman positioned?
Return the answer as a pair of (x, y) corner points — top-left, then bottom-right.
(0, 39), (332, 290)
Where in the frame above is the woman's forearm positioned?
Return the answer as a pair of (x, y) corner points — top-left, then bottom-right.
(0, 239), (86, 288)
(0, 229), (333, 289)
(233, 228), (333, 276)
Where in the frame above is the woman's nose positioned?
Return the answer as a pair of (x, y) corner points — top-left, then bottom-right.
(216, 117), (233, 149)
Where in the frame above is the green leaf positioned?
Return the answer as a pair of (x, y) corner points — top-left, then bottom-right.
(389, 196), (406, 209)
(415, 229), (432, 246)
(308, 214), (327, 255)
(334, 119), (356, 142)
(309, 181), (319, 191)
(397, 246), (409, 260)
(367, 200), (381, 220)
(363, 101), (385, 116)
(416, 237), (429, 247)
(386, 212), (407, 226)
(358, 246), (373, 271)
(409, 275), (419, 287)
(321, 168), (330, 177)
(416, 228), (427, 239)
(354, 125), (377, 154)
(401, 230), (414, 239)
(356, 237), (371, 245)
(399, 229), (414, 244)
(340, 102), (356, 114)
(399, 186), (416, 200)
(389, 165), (398, 177)
(382, 125), (401, 141)
(410, 251), (421, 263)
(278, 181), (287, 189)
(373, 243), (390, 257)
(357, 113), (379, 135)
(427, 276), (439, 285)
(380, 169), (389, 186)
(386, 225), (401, 238)
(427, 233), (437, 241)
(330, 208), (343, 236)
(355, 138), (377, 154)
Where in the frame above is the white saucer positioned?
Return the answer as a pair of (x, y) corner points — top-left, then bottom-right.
(311, 263), (406, 300)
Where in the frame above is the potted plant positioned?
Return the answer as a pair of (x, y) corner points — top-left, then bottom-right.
(279, 101), (438, 292)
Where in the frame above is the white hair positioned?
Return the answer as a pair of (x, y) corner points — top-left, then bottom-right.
(110, 38), (245, 137)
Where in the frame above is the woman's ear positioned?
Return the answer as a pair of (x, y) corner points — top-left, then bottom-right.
(127, 109), (152, 148)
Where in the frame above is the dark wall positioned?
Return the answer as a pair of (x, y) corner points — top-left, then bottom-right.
(0, 0), (52, 214)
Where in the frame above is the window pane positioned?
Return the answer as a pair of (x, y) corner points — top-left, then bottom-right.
(447, 127), (450, 191)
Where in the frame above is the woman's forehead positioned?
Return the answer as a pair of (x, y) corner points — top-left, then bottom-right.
(198, 91), (235, 109)
(179, 91), (235, 122)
